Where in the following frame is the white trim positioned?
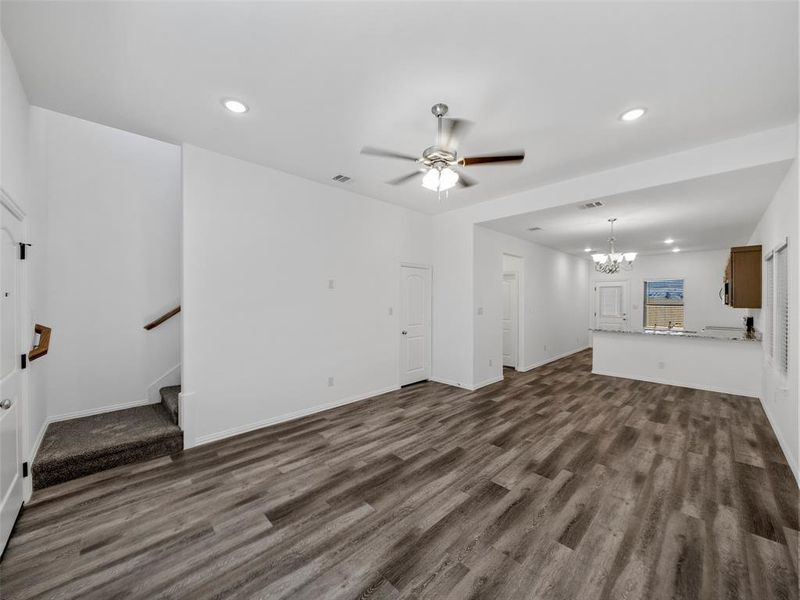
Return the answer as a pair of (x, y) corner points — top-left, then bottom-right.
(429, 377), (472, 390)
(758, 394), (799, 487)
(471, 375), (504, 390)
(26, 418), (49, 498)
(591, 368), (757, 398)
(147, 364), (182, 404)
(46, 397), (158, 424)
(193, 384), (400, 447)
(0, 187), (26, 221)
(519, 346), (591, 373)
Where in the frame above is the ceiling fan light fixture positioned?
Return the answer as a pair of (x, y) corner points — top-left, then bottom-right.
(422, 166), (459, 192)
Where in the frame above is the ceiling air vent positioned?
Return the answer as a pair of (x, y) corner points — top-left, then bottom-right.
(332, 174), (351, 183)
(578, 201), (604, 210)
(527, 226), (542, 232)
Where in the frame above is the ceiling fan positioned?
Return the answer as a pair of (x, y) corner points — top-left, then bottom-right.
(361, 103), (524, 195)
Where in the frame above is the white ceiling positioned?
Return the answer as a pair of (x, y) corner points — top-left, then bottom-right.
(480, 160), (793, 256)
(3, 2), (797, 214)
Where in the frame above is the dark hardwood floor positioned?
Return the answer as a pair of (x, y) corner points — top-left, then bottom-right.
(1, 349), (797, 599)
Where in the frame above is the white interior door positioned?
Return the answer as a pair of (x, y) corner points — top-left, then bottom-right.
(594, 281), (629, 331)
(0, 202), (24, 554)
(400, 265), (431, 386)
(502, 272), (518, 368)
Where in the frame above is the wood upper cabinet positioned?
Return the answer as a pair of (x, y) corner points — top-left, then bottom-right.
(724, 245), (761, 308)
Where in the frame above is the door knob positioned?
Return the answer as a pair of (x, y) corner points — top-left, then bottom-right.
(0, 399), (11, 410)
(401, 330), (408, 335)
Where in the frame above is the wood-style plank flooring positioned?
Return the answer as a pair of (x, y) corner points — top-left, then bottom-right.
(1, 350), (797, 599)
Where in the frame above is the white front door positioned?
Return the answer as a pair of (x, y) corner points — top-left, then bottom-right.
(0, 202), (24, 553)
(502, 272), (518, 368)
(399, 265), (431, 386)
(594, 281), (629, 331)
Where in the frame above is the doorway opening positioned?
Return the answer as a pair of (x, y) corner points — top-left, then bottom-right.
(502, 254), (524, 375)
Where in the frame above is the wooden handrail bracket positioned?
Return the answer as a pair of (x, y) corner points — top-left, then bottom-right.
(144, 305), (181, 330)
(29, 324), (52, 361)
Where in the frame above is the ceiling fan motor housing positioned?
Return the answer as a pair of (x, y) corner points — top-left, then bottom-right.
(422, 146), (456, 166)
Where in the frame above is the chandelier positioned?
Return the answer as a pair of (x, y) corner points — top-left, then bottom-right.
(592, 218), (637, 274)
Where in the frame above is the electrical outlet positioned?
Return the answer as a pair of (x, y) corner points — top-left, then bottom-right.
(388, 307), (393, 316)
(657, 361), (665, 370)
(328, 376), (334, 387)
(489, 359), (493, 366)
(328, 279), (335, 289)
(477, 307), (484, 316)
(544, 344), (548, 352)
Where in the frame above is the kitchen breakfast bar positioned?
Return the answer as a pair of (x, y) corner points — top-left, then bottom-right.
(591, 327), (763, 398)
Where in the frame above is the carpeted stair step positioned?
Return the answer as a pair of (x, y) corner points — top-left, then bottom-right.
(32, 404), (183, 490)
(160, 385), (180, 426)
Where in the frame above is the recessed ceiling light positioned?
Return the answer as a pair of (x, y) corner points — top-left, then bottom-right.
(584, 247), (592, 252)
(664, 238), (674, 244)
(223, 99), (248, 114)
(672, 247), (681, 253)
(620, 107), (647, 122)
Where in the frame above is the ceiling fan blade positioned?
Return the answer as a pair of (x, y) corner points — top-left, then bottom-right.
(456, 170), (477, 188)
(361, 146), (419, 162)
(387, 171), (424, 185)
(440, 118), (473, 151)
(460, 151), (525, 166)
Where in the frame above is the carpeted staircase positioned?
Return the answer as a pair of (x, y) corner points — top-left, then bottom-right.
(32, 386), (183, 490)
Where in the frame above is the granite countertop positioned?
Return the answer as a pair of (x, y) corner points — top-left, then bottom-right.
(589, 326), (761, 342)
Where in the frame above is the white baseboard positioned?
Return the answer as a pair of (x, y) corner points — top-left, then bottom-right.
(429, 377), (472, 390)
(758, 395), (800, 487)
(471, 375), (504, 390)
(45, 397), (159, 425)
(147, 364), (182, 404)
(591, 368), (759, 398)
(520, 346), (591, 373)
(192, 384), (400, 447)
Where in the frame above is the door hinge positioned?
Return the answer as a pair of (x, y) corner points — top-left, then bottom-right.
(20, 354), (27, 370)
(19, 243), (31, 260)
(22, 462), (28, 478)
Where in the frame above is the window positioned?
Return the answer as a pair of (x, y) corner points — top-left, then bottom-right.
(644, 279), (685, 329)
(775, 242), (789, 375)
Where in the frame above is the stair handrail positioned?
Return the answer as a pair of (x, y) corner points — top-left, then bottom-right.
(29, 324), (52, 361)
(144, 306), (181, 331)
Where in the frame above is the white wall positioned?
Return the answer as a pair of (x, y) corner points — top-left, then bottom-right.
(33, 108), (181, 420)
(588, 249), (748, 333)
(473, 226), (589, 387)
(747, 158), (799, 481)
(430, 211), (474, 388)
(181, 145), (431, 445)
